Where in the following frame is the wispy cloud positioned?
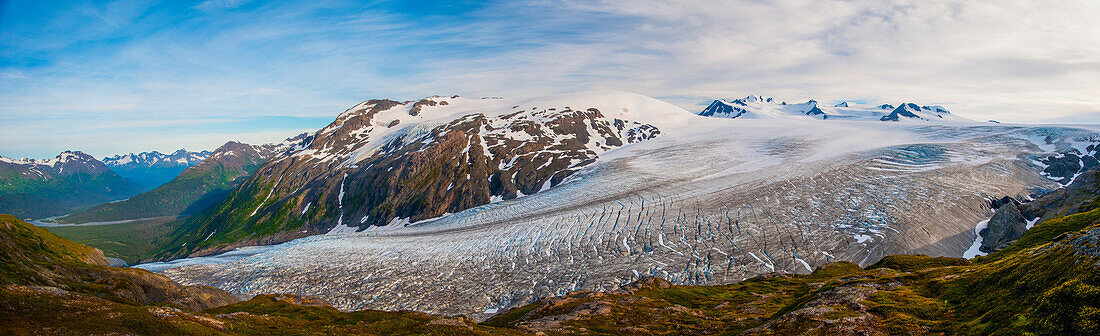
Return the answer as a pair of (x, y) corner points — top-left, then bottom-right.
(1, 0), (1098, 158)
(194, 0), (253, 11)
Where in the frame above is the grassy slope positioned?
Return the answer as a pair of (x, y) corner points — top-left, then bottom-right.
(209, 294), (524, 336)
(151, 177), (314, 260)
(0, 214), (107, 285)
(2, 288), (526, 336)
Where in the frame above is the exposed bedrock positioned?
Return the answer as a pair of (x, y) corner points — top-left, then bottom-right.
(979, 202), (1028, 253)
(1043, 153), (1083, 184)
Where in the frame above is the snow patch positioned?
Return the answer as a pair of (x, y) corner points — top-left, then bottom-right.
(963, 219), (990, 258)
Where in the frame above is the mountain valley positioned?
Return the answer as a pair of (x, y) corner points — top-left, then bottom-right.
(63, 91), (1091, 320)
(4, 91), (1098, 335)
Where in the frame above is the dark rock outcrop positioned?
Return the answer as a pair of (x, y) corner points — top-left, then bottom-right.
(1037, 143), (1100, 185)
(980, 203), (1028, 253)
(1042, 153), (1083, 184)
(1019, 168), (1100, 224)
(804, 105), (826, 117)
(990, 196), (1021, 210)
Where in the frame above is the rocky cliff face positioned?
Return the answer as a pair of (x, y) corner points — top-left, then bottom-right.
(1021, 167), (1100, 224)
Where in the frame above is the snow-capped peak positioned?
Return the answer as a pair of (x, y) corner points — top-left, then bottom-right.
(698, 95), (968, 123)
(103, 149), (212, 168)
(879, 103), (955, 122)
(303, 90), (696, 167)
(699, 96), (824, 119)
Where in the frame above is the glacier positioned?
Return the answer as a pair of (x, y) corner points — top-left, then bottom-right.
(137, 92), (1100, 319)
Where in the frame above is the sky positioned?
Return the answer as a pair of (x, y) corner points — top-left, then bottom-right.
(2, 0), (1099, 159)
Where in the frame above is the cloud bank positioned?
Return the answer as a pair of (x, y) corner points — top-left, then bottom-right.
(1, 0), (1097, 158)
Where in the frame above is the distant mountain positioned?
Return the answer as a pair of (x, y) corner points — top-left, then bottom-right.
(879, 102), (953, 121)
(0, 151), (143, 219)
(699, 95), (963, 121)
(59, 136), (309, 224)
(103, 149), (212, 190)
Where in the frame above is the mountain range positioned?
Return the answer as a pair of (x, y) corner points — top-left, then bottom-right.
(57, 137), (308, 224)
(103, 149), (211, 190)
(0, 151), (143, 218)
(150, 94), (663, 259)
(699, 95), (964, 122)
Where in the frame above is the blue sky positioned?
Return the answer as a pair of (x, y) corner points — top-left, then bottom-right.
(2, 0), (1099, 159)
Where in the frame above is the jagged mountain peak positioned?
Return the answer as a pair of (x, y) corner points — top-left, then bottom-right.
(55, 150), (96, 163)
(207, 134), (311, 161)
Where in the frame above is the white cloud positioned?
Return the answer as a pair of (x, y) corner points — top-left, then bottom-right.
(430, 0), (1100, 123)
(2, 0), (1098, 158)
(194, 0), (252, 11)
